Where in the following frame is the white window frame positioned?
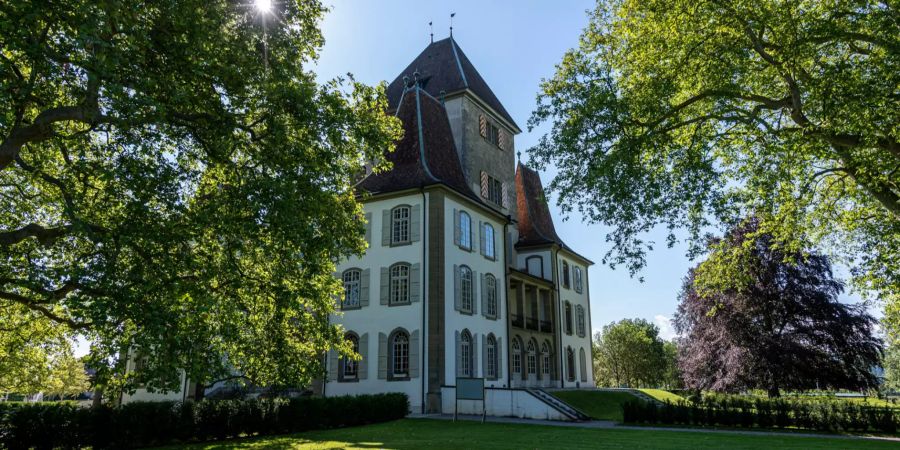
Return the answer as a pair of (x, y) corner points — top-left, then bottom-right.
(526, 340), (537, 375)
(485, 274), (497, 318)
(341, 333), (359, 380)
(511, 338), (522, 374)
(486, 335), (497, 379)
(574, 266), (583, 293)
(342, 269), (361, 309)
(459, 211), (472, 250)
(483, 223), (495, 259)
(390, 330), (409, 378)
(541, 342), (551, 376)
(460, 330), (472, 377)
(460, 265), (473, 313)
(391, 206), (410, 245)
(390, 263), (410, 305)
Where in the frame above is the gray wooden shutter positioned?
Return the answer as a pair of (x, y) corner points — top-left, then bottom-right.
(479, 221), (485, 255)
(455, 330), (461, 377)
(410, 204), (421, 242)
(497, 337), (503, 379)
(410, 263), (421, 302)
(364, 212), (372, 246)
(381, 210), (390, 246)
(472, 333), (479, 378)
(501, 182), (509, 208)
(328, 350), (338, 381)
(471, 271), (478, 315)
(480, 273), (487, 318)
(453, 265), (461, 311)
(480, 171), (488, 198)
(378, 332), (388, 379)
(481, 334), (487, 378)
(359, 333), (369, 380)
(360, 269), (370, 307)
(410, 330), (420, 379)
(453, 209), (461, 246)
(380, 267), (389, 305)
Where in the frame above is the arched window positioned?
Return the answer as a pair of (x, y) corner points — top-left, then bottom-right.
(483, 223), (495, 258)
(574, 267), (583, 293)
(342, 269), (361, 309)
(566, 347), (575, 382)
(389, 330), (409, 378)
(511, 337), (522, 375)
(526, 340), (537, 375)
(541, 341), (552, 378)
(391, 206), (410, 244)
(486, 334), (498, 379)
(459, 265), (473, 313)
(459, 211), (472, 249)
(576, 305), (586, 337)
(485, 274), (497, 317)
(579, 347), (588, 382)
(340, 333), (359, 380)
(389, 263), (410, 305)
(460, 329), (473, 377)
(564, 302), (573, 335)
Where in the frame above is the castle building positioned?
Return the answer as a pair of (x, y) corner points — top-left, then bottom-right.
(325, 37), (595, 416)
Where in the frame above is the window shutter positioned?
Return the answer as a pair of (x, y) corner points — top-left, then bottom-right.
(472, 333), (479, 378)
(498, 129), (506, 150)
(360, 269), (370, 307)
(410, 263), (421, 302)
(479, 221), (485, 256)
(480, 273), (487, 318)
(480, 171), (488, 198)
(359, 333), (369, 380)
(328, 350), (338, 381)
(501, 182), (509, 208)
(479, 114), (487, 138)
(481, 334), (487, 378)
(497, 337), (503, 379)
(381, 210), (390, 246)
(380, 267), (389, 305)
(378, 333), (387, 379)
(471, 270), (478, 315)
(410, 330), (420, 379)
(453, 209), (461, 246)
(364, 212), (372, 246)
(453, 265), (461, 311)
(455, 330), (461, 377)
(410, 204), (421, 242)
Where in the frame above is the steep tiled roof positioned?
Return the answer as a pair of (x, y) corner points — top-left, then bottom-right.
(386, 37), (519, 132)
(515, 163), (565, 248)
(357, 85), (477, 201)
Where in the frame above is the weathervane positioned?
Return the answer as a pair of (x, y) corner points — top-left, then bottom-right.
(429, 21), (433, 43)
(450, 12), (455, 37)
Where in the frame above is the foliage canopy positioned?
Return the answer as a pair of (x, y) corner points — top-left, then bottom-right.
(0, 0), (401, 393)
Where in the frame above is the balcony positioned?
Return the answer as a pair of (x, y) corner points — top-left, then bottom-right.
(526, 317), (539, 330)
(511, 314), (524, 328)
(540, 320), (553, 333)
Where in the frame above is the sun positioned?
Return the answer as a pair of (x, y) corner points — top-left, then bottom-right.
(254, 0), (273, 14)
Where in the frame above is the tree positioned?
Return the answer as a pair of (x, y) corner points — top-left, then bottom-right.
(884, 343), (900, 393)
(44, 351), (90, 399)
(593, 318), (666, 388)
(661, 340), (682, 390)
(0, 1), (401, 395)
(528, 0), (900, 335)
(675, 221), (883, 397)
(0, 304), (70, 395)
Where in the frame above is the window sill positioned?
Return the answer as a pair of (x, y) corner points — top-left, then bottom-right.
(341, 306), (362, 311)
(458, 244), (473, 252)
(338, 378), (359, 383)
(388, 301), (411, 307)
(457, 309), (474, 316)
(388, 376), (410, 382)
(389, 241), (412, 247)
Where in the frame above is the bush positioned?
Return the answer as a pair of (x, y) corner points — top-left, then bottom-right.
(0, 393), (408, 449)
(622, 395), (900, 434)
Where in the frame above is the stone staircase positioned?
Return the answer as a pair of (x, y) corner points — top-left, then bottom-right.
(526, 388), (592, 421)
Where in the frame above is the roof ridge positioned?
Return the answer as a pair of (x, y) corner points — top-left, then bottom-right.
(449, 37), (468, 87)
(414, 87), (438, 182)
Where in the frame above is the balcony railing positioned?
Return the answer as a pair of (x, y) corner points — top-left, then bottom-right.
(540, 320), (553, 333)
(511, 314), (524, 328)
(526, 317), (539, 330)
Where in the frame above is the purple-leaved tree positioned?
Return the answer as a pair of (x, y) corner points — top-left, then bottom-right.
(675, 221), (883, 397)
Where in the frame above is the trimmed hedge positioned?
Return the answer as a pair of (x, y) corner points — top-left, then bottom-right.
(0, 393), (408, 449)
(623, 395), (899, 433)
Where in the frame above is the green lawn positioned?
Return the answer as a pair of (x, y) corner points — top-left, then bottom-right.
(159, 418), (897, 449)
(549, 390), (642, 421)
(639, 389), (686, 403)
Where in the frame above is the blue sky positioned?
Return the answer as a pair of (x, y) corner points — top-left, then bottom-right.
(313, 0), (693, 339)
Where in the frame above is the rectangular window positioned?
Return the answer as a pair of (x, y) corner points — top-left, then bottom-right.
(390, 264), (410, 305)
(487, 341), (497, 378)
(342, 270), (360, 309)
(483, 223), (495, 259)
(574, 267), (583, 293)
(562, 261), (570, 289)
(391, 207), (410, 244)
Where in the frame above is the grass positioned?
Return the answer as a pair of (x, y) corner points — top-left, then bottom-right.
(550, 390), (641, 421)
(158, 418), (898, 449)
(638, 389), (686, 403)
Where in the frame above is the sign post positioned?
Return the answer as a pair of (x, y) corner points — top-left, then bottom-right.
(455, 377), (486, 423)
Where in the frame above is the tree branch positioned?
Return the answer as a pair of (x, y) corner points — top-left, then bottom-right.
(0, 290), (92, 330)
(0, 223), (72, 247)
